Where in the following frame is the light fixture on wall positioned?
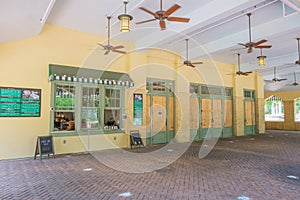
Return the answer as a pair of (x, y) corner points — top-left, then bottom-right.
(118, 0), (133, 32)
(257, 48), (266, 66)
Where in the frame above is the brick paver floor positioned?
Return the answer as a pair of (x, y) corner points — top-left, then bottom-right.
(0, 130), (299, 200)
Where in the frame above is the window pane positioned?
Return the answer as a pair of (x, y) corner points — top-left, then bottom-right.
(55, 84), (75, 110)
(81, 108), (99, 128)
(81, 86), (100, 129)
(54, 112), (75, 131)
(104, 109), (120, 129)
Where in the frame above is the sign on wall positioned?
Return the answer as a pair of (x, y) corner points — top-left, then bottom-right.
(0, 87), (41, 117)
(133, 93), (143, 126)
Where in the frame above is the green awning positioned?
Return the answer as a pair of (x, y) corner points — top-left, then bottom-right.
(49, 64), (134, 87)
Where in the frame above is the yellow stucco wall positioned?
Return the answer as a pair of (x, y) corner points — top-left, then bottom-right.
(0, 24), (265, 159)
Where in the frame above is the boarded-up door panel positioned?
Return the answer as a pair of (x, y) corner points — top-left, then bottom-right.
(245, 101), (253, 126)
(212, 99), (222, 128)
(168, 97), (174, 131)
(202, 99), (211, 128)
(190, 97), (199, 129)
(152, 96), (166, 132)
(224, 100), (232, 127)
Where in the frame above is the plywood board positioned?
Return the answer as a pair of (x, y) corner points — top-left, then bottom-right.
(152, 96), (166, 132)
(224, 100), (232, 127)
(213, 99), (222, 128)
(168, 97), (174, 131)
(190, 97), (199, 129)
(202, 99), (211, 128)
(245, 101), (253, 126)
(252, 101), (256, 125)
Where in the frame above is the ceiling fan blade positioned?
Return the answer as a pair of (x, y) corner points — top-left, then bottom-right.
(97, 43), (106, 49)
(239, 72), (247, 76)
(191, 61), (203, 65)
(278, 78), (287, 81)
(135, 19), (157, 24)
(164, 4), (181, 16)
(139, 7), (157, 17)
(254, 39), (267, 46)
(112, 49), (126, 54)
(167, 17), (190, 23)
(112, 45), (125, 50)
(104, 50), (110, 55)
(189, 64), (196, 68)
(160, 20), (166, 30)
(256, 45), (272, 48)
(238, 43), (248, 47)
(247, 47), (253, 53)
(264, 80), (273, 83)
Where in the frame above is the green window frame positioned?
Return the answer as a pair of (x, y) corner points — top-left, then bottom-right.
(51, 82), (125, 134)
(53, 83), (76, 132)
(81, 86), (100, 129)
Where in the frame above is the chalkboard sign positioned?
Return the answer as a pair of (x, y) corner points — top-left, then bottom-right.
(0, 86), (41, 117)
(34, 136), (55, 160)
(129, 130), (144, 148)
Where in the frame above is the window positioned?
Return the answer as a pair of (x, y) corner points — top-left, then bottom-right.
(264, 96), (284, 121)
(201, 86), (222, 95)
(190, 84), (199, 94)
(244, 90), (255, 98)
(81, 86), (100, 129)
(104, 88), (121, 129)
(54, 84), (76, 131)
(295, 98), (300, 122)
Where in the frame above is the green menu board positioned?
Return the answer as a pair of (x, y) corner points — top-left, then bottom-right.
(133, 94), (143, 126)
(0, 87), (41, 117)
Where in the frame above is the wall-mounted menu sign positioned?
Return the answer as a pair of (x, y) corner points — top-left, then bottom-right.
(0, 87), (41, 117)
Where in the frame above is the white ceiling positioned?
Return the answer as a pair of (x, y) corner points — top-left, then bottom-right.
(1, 0), (300, 92)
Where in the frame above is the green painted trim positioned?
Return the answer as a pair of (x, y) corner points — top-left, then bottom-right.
(191, 84), (234, 141)
(50, 130), (125, 137)
(50, 131), (79, 137)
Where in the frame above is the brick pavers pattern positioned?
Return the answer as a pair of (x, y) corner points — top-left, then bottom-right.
(0, 130), (299, 200)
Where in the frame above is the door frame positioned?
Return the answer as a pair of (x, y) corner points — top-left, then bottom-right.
(146, 78), (176, 145)
(243, 89), (256, 135)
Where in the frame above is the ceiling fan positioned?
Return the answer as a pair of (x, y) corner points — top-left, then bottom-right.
(238, 13), (272, 53)
(265, 67), (287, 83)
(182, 39), (203, 68)
(233, 53), (252, 76)
(135, 0), (190, 30)
(288, 72), (299, 86)
(97, 16), (126, 55)
(295, 38), (300, 65)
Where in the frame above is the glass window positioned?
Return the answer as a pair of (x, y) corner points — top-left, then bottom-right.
(190, 84), (199, 94)
(81, 86), (100, 129)
(225, 88), (232, 97)
(264, 96), (284, 122)
(104, 88), (121, 130)
(295, 98), (300, 122)
(54, 84), (76, 131)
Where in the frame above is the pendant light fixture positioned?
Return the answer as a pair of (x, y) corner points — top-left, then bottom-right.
(118, 0), (133, 32)
(257, 48), (266, 66)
